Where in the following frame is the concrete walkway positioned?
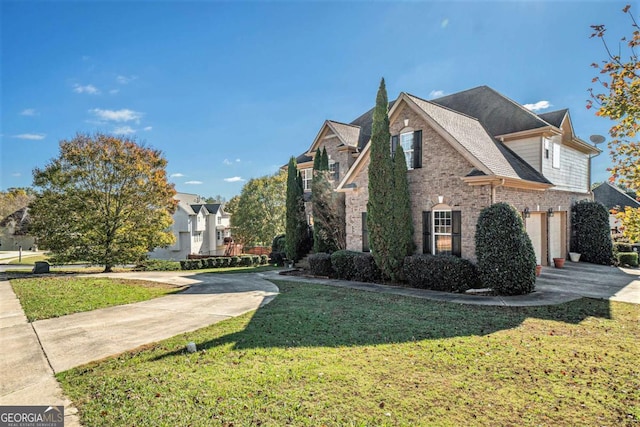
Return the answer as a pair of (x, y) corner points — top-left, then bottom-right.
(0, 272), (278, 425)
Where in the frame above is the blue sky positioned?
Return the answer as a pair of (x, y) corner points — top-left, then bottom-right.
(1, 1), (632, 200)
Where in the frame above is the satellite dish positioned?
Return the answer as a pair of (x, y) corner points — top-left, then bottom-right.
(590, 134), (605, 145)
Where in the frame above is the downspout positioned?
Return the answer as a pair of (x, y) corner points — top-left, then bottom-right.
(491, 179), (506, 204)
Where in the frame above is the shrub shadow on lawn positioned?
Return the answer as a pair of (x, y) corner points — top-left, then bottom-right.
(152, 280), (613, 360)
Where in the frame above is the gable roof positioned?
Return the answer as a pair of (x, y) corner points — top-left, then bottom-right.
(0, 207), (31, 235)
(432, 86), (555, 137)
(405, 93), (550, 184)
(337, 93), (552, 191)
(593, 182), (640, 210)
(190, 203), (223, 215)
(538, 109), (568, 128)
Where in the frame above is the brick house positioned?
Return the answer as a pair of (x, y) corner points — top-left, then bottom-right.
(294, 86), (600, 266)
(593, 182), (640, 234)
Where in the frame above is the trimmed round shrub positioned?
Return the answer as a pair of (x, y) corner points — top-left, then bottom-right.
(252, 255), (261, 266)
(308, 253), (333, 277)
(260, 254), (268, 265)
(475, 203), (536, 295)
(229, 256), (240, 267)
(219, 257), (230, 268)
(240, 256), (253, 267)
(269, 252), (285, 266)
(330, 250), (360, 280)
(353, 253), (382, 282)
(272, 234), (286, 253)
(571, 200), (613, 265)
(403, 254), (481, 292)
(616, 252), (638, 267)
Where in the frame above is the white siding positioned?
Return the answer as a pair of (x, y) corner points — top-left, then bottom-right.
(542, 136), (589, 193)
(504, 136), (541, 172)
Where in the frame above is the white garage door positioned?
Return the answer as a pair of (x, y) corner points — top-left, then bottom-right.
(525, 214), (543, 266)
(548, 214), (564, 260)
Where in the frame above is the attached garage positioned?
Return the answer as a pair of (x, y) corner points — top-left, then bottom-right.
(525, 211), (566, 266)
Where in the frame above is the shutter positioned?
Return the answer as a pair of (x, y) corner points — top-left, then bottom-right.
(413, 130), (422, 169)
(422, 211), (432, 254)
(452, 210), (462, 257)
(362, 212), (369, 252)
(334, 162), (340, 181)
(391, 135), (399, 157)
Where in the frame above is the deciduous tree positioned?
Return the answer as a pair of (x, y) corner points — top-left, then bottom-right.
(228, 171), (286, 247)
(30, 133), (176, 272)
(588, 5), (640, 190)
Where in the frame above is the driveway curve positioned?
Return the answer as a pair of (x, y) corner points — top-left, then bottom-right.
(33, 272), (279, 373)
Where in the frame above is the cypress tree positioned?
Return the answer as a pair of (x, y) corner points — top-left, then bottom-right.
(367, 78), (395, 280)
(390, 144), (414, 276)
(320, 147), (329, 170)
(313, 148), (321, 171)
(285, 157), (307, 262)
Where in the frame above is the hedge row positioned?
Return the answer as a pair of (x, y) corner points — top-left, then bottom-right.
(135, 259), (181, 271)
(307, 251), (382, 282)
(180, 255), (267, 270)
(616, 252), (638, 267)
(403, 254), (481, 293)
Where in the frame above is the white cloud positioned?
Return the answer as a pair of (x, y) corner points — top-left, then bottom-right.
(113, 126), (136, 135)
(429, 90), (445, 98)
(185, 180), (203, 185)
(224, 176), (245, 183)
(90, 108), (143, 123)
(20, 108), (37, 116)
(73, 84), (100, 95)
(14, 133), (45, 140)
(235, 158), (241, 163)
(116, 75), (137, 84)
(143, 126), (152, 131)
(223, 159), (232, 165)
(441, 18), (449, 28)
(12, 172), (21, 177)
(170, 173), (185, 178)
(109, 89), (120, 95)
(523, 100), (552, 112)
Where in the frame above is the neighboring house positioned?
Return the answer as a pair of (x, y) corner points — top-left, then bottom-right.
(150, 192), (232, 260)
(0, 207), (36, 250)
(593, 182), (640, 234)
(293, 85), (600, 266)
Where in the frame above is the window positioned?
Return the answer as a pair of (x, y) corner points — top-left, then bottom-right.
(391, 130), (422, 169)
(400, 132), (414, 169)
(192, 230), (202, 242)
(217, 231), (221, 241)
(302, 168), (312, 191)
(362, 212), (369, 252)
(217, 217), (222, 225)
(422, 210), (461, 257)
(433, 210), (452, 255)
(544, 138), (550, 159)
(329, 161), (340, 181)
(552, 142), (561, 169)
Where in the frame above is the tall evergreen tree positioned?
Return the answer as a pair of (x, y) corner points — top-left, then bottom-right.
(320, 147), (329, 170)
(285, 157), (307, 262)
(390, 144), (414, 274)
(367, 78), (395, 280)
(312, 148), (322, 171)
(312, 146), (340, 253)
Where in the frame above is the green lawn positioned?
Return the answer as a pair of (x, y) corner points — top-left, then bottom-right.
(8, 253), (50, 265)
(57, 280), (639, 426)
(10, 277), (185, 321)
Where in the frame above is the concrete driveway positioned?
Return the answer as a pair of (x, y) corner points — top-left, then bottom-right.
(0, 272), (278, 426)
